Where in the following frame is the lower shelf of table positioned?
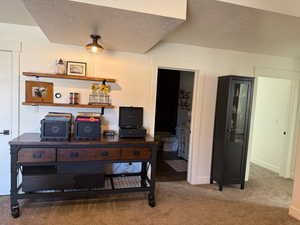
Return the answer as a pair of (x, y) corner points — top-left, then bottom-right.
(16, 174), (151, 199)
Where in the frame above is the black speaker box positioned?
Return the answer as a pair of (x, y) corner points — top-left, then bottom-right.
(74, 119), (101, 140)
(119, 107), (143, 128)
(40, 119), (71, 141)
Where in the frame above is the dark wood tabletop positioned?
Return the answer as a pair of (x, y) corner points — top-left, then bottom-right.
(9, 133), (157, 146)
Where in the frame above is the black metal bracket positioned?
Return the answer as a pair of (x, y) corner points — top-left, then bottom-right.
(100, 79), (107, 115)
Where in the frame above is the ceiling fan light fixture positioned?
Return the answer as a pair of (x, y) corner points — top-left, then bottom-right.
(85, 34), (104, 53)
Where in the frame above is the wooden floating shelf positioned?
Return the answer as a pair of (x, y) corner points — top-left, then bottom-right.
(22, 102), (114, 109)
(23, 72), (116, 83)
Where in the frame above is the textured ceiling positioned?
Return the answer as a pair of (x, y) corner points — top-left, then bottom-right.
(217, 0), (300, 18)
(70, 0), (187, 19)
(0, 0), (36, 26)
(2, 0), (300, 58)
(164, 0), (300, 58)
(22, 0), (185, 53)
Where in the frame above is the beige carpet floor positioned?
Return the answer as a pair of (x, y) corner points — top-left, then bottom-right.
(0, 164), (297, 225)
(201, 163), (294, 208)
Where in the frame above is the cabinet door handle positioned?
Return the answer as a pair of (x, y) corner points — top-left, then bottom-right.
(32, 152), (43, 159)
(70, 152), (79, 158)
(133, 151), (140, 156)
(101, 152), (109, 157)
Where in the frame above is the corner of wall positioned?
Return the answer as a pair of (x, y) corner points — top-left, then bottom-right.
(289, 206), (300, 221)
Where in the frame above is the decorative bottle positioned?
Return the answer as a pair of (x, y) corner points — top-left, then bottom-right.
(56, 58), (65, 74)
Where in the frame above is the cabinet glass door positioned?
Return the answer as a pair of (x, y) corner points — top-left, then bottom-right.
(229, 81), (250, 143)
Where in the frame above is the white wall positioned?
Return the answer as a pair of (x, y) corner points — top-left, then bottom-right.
(148, 43), (300, 184)
(1, 23), (300, 187)
(250, 77), (292, 173)
(20, 43), (154, 134)
(290, 130), (300, 220)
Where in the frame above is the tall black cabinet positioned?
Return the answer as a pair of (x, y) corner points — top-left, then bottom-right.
(210, 75), (254, 191)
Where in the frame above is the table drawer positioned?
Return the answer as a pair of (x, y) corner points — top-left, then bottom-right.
(18, 148), (56, 163)
(57, 148), (121, 162)
(57, 149), (89, 162)
(121, 148), (151, 160)
(88, 148), (121, 161)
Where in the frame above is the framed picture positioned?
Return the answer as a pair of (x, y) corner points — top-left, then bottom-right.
(25, 81), (53, 103)
(66, 61), (87, 76)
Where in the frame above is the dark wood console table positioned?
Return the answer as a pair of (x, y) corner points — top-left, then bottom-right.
(9, 133), (158, 218)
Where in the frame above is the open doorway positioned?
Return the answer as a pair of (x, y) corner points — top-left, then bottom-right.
(154, 68), (195, 182)
(247, 76), (299, 207)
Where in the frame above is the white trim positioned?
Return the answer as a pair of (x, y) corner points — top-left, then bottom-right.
(0, 41), (21, 138)
(247, 66), (300, 181)
(0, 40), (21, 52)
(11, 52), (21, 137)
(188, 71), (203, 184)
(150, 65), (200, 184)
(187, 73), (217, 184)
(289, 206), (300, 221)
(189, 176), (210, 185)
(0, 47), (20, 195)
(251, 159), (280, 173)
(245, 75), (258, 181)
(280, 81), (300, 178)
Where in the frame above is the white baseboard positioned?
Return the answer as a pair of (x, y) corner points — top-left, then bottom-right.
(251, 159), (279, 173)
(0, 191), (9, 196)
(291, 170), (295, 180)
(289, 206), (300, 221)
(188, 176), (210, 185)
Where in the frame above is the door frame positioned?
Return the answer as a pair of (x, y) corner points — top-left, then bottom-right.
(150, 65), (199, 184)
(0, 40), (22, 138)
(0, 41), (20, 137)
(0, 41), (21, 194)
(246, 66), (300, 180)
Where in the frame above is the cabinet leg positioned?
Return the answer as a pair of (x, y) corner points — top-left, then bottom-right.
(218, 184), (223, 191)
(241, 182), (245, 190)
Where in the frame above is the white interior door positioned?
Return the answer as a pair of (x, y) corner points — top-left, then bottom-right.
(0, 51), (13, 195)
(250, 76), (292, 175)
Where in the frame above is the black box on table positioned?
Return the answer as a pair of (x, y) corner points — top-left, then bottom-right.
(74, 115), (101, 140)
(40, 113), (72, 141)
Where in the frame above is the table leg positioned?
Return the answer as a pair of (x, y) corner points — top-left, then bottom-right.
(10, 146), (20, 218)
(141, 162), (147, 187)
(148, 144), (157, 207)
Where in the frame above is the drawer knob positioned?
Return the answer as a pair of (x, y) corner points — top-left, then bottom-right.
(32, 152), (43, 159)
(133, 151), (140, 156)
(70, 152), (79, 158)
(101, 152), (109, 157)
